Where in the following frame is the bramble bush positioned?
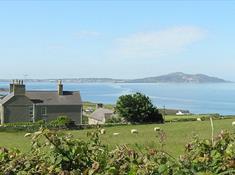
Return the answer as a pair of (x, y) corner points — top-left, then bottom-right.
(0, 128), (234, 174)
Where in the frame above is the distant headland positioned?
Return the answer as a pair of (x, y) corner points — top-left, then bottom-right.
(0, 72), (231, 84)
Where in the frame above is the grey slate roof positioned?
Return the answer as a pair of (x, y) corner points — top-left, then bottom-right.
(90, 108), (114, 121)
(0, 93), (14, 105)
(0, 91), (82, 105)
(25, 91), (82, 105)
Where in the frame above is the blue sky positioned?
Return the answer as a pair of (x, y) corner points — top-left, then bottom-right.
(0, 1), (235, 80)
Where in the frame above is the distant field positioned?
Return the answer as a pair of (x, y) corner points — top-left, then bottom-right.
(0, 118), (234, 157)
(164, 114), (211, 121)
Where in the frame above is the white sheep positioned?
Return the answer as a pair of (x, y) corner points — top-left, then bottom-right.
(100, 129), (106, 134)
(24, 133), (31, 137)
(154, 127), (161, 132)
(131, 129), (138, 134)
(113, 132), (120, 136)
(232, 121), (235, 126)
(197, 118), (202, 121)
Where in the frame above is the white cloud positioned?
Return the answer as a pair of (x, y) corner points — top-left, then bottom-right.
(74, 30), (101, 39)
(112, 26), (206, 59)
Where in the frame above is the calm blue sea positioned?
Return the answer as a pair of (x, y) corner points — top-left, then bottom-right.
(1, 82), (235, 115)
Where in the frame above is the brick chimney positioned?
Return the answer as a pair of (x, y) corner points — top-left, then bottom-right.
(12, 80), (25, 95)
(9, 80), (14, 93)
(57, 80), (63, 95)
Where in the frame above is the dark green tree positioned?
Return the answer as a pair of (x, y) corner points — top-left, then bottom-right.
(115, 92), (163, 123)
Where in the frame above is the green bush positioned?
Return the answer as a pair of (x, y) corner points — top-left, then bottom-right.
(115, 92), (163, 123)
(82, 115), (89, 124)
(105, 116), (122, 123)
(0, 116), (77, 132)
(48, 116), (74, 127)
(180, 131), (235, 174)
(36, 119), (46, 125)
(3, 121), (34, 127)
(0, 128), (234, 174)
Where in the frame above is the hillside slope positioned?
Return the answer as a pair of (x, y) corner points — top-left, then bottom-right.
(126, 72), (229, 83)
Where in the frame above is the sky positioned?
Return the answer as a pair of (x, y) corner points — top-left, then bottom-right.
(0, 1), (235, 80)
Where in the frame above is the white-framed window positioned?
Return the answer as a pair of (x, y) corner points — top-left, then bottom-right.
(41, 107), (47, 116)
(29, 106), (33, 117)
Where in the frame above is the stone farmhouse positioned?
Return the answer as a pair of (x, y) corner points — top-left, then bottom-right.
(0, 80), (82, 124)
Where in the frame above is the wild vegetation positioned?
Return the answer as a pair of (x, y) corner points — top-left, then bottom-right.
(0, 125), (234, 174)
(0, 116), (77, 132)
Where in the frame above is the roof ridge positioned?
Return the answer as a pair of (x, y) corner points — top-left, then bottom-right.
(1, 91), (82, 105)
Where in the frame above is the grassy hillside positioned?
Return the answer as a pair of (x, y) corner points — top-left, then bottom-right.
(126, 72), (229, 83)
(0, 118), (234, 157)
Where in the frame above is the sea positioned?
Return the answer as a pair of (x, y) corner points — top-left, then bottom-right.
(1, 82), (235, 115)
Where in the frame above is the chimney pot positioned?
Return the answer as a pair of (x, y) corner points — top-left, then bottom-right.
(11, 79), (25, 95)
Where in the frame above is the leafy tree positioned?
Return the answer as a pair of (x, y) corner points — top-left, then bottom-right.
(115, 92), (163, 123)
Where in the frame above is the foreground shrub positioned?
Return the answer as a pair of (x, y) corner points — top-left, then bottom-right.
(0, 128), (108, 174)
(48, 116), (76, 128)
(180, 130), (235, 174)
(0, 128), (234, 174)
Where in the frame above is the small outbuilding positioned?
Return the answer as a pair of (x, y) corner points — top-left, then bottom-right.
(176, 110), (190, 115)
(88, 105), (114, 124)
(176, 111), (184, 115)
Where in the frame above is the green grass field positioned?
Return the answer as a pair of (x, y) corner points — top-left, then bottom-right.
(164, 114), (205, 122)
(0, 118), (234, 157)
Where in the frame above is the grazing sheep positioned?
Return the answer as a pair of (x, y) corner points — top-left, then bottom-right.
(154, 127), (161, 132)
(232, 121), (235, 126)
(131, 129), (138, 134)
(197, 118), (202, 121)
(100, 129), (106, 134)
(24, 133), (31, 137)
(113, 132), (120, 136)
